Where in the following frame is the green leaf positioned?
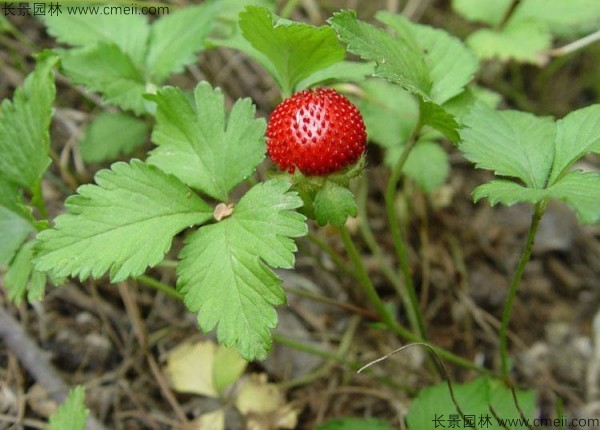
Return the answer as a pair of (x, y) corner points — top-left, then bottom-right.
(79, 112), (149, 163)
(466, 20), (552, 65)
(147, 82), (266, 201)
(177, 179), (306, 360)
(376, 12), (478, 104)
(42, 13), (149, 65)
(61, 43), (147, 115)
(316, 418), (392, 430)
(403, 141), (450, 192)
(34, 160), (212, 283)
(452, 0), (512, 27)
(443, 85), (502, 122)
(146, 2), (217, 82)
(547, 171), (600, 224)
(406, 376), (536, 430)
(420, 99), (460, 143)
(0, 207), (35, 266)
(295, 61), (374, 91)
(239, 6), (345, 95)
(48, 386), (89, 430)
(460, 103), (555, 188)
(357, 79), (419, 150)
(512, 0), (600, 37)
(472, 180), (549, 206)
(0, 180), (32, 222)
(329, 10), (430, 99)
(549, 104), (600, 183)
(314, 181), (357, 227)
(0, 53), (56, 191)
(4, 241), (46, 304)
(211, 0), (276, 39)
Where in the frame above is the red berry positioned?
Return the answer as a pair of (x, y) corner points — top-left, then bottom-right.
(266, 88), (367, 176)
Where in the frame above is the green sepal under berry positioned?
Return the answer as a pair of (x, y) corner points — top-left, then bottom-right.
(286, 157), (364, 226)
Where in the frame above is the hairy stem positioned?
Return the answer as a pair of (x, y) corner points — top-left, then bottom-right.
(499, 202), (545, 380)
(384, 113), (427, 339)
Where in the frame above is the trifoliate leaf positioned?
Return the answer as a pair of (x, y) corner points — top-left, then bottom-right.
(4, 240), (47, 304)
(48, 386), (89, 430)
(547, 171), (600, 224)
(452, 0), (512, 27)
(466, 20), (552, 65)
(376, 12), (478, 104)
(0, 206), (34, 266)
(61, 43), (147, 114)
(239, 6), (345, 96)
(146, 2), (217, 82)
(147, 82), (266, 201)
(329, 10), (431, 99)
(403, 141), (450, 192)
(316, 418), (392, 430)
(0, 53), (56, 191)
(313, 181), (357, 227)
(549, 104), (600, 183)
(79, 112), (149, 163)
(177, 180), (306, 360)
(461, 103), (555, 188)
(295, 61), (374, 91)
(34, 160), (212, 282)
(357, 79), (419, 150)
(406, 376), (536, 430)
(42, 13), (149, 65)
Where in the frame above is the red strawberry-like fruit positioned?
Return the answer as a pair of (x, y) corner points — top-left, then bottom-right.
(266, 88), (367, 176)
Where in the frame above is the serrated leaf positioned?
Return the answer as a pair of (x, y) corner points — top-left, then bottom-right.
(4, 241), (46, 304)
(79, 112), (149, 163)
(0, 207), (35, 266)
(376, 12), (478, 104)
(295, 61), (374, 91)
(313, 181), (357, 227)
(147, 82), (266, 201)
(472, 180), (549, 206)
(421, 99), (461, 143)
(177, 180), (306, 360)
(329, 10), (430, 99)
(0, 180), (32, 222)
(466, 20), (551, 65)
(146, 2), (217, 82)
(48, 386), (89, 430)
(239, 6), (345, 95)
(406, 376), (536, 430)
(461, 103), (555, 188)
(357, 79), (419, 150)
(0, 54), (56, 191)
(548, 171), (600, 224)
(316, 418), (392, 430)
(549, 104), (600, 183)
(42, 13), (149, 65)
(403, 141), (450, 192)
(452, 0), (512, 27)
(61, 43), (147, 114)
(34, 160), (212, 282)
(211, 0), (276, 39)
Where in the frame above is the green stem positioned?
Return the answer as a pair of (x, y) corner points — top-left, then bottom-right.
(31, 180), (48, 220)
(499, 202), (545, 380)
(280, 0), (302, 19)
(136, 275), (183, 301)
(384, 113), (426, 339)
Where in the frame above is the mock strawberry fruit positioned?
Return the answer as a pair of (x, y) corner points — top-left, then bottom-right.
(266, 88), (367, 176)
